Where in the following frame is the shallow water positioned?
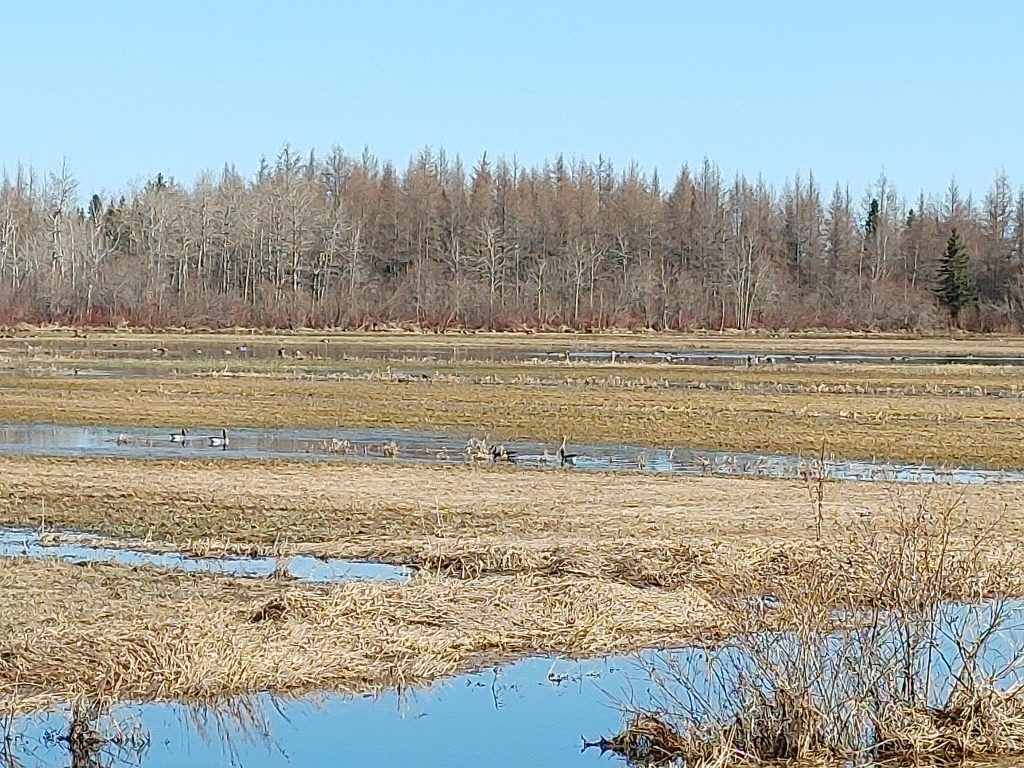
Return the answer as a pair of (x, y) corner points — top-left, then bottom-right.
(0, 421), (1022, 485)
(6, 657), (640, 768)
(11, 601), (1024, 768)
(0, 528), (408, 583)
(572, 349), (1024, 367)
(7, 336), (1024, 367)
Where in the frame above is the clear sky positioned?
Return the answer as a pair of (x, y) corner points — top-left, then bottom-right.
(3, 0), (1021, 201)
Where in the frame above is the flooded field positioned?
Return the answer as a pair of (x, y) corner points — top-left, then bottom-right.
(3, 331), (1024, 767)
(8, 597), (1024, 768)
(0, 421), (1021, 485)
(7, 331), (1024, 368)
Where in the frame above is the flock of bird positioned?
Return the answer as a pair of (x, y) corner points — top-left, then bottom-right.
(465, 436), (581, 467)
(114, 428), (586, 467)
(116, 428), (230, 449)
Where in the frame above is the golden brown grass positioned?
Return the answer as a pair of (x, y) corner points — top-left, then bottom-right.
(0, 558), (725, 714)
(2, 456), (1023, 590)
(599, 501), (1024, 767)
(11, 346), (1024, 401)
(1, 372), (1024, 466)
(2, 480), (1023, 722)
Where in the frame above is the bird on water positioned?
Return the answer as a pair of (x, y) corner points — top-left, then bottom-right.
(208, 429), (229, 449)
(558, 436), (580, 468)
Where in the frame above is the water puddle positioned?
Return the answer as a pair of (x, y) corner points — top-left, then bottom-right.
(0, 422), (1021, 485)
(8, 598), (1024, 767)
(4, 657), (636, 768)
(0, 528), (408, 584)
(568, 349), (1024, 367)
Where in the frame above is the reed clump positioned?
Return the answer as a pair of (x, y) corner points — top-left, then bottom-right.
(598, 497), (1024, 766)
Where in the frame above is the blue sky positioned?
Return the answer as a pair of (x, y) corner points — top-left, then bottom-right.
(3, 0), (1021, 200)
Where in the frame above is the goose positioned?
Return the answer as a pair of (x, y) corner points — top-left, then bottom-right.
(170, 428), (188, 444)
(558, 437), (580, 468)
(490, 444), (516, 464)
(208, 429), (229, 449)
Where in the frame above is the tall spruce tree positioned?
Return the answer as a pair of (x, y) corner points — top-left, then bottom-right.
(937, 227), (978, 322)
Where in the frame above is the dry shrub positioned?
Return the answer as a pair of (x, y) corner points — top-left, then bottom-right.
(600, 495), (1024, 766)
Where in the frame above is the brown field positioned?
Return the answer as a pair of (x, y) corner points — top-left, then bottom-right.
(1, 455), (1021, 587)
(0, 372), (1023, 467)
(4, 330), (1024, 722)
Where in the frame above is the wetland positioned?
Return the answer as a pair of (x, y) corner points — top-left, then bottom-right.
(5, 329), (1024, 766)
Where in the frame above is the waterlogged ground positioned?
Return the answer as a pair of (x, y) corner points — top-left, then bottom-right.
(0, 528), (409, 583)
(1, 421), (1022, 485)
(10, 603), (1024, 768)
(5, 333), (1024, 766)
(7, 332), (1024, 367)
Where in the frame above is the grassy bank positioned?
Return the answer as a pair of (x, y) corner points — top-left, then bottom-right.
(1, 490), (1022, 721)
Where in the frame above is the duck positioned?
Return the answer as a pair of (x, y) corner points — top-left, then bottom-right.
(116, 433), (130, 446)
(558, 437), (580, 468)
(170, 428), (188, 444)
(208, 429), (229, 449)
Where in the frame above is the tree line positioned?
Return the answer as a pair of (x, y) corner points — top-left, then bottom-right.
(1, 146), (1022, 331)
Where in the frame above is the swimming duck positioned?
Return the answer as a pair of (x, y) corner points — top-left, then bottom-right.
(170, 428), (187, 444)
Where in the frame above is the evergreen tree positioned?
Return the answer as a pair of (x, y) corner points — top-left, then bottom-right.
(937, 227), (978, 322)
(864, 198), (880, 235)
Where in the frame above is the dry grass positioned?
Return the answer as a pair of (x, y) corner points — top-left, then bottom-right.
(2, 456), (1024, 593)
(597, 501), (1024, 766)
(1, 478), (1022, 735)
(0, 558), (725, 714)
(1, 373), (1024, 466)
(11, 348), (1024, 401)
(7, 327), (1024, 355)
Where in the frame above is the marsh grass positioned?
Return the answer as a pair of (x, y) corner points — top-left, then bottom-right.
(5, 456), (1024, 588)
(601, 497), (1024, 766)
(6, 326), (1024, 355)
(0, 559), (725, 716)
(1, 367), (1023, 465)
